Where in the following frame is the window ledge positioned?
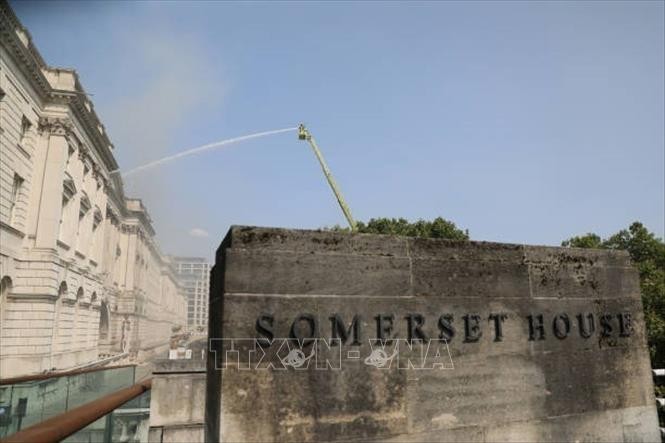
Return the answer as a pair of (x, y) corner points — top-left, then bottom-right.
(16, 143), (31, 159)
(0, 221), (25, 238)
(57, 239), (70, 250)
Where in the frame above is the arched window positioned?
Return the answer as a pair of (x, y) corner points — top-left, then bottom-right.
(58, 282), (68, 297)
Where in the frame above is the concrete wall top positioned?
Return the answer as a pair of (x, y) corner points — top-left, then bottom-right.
(219, 225), (631, 261)
(214, 225), (637, 301)
(206, 226), (658, 443)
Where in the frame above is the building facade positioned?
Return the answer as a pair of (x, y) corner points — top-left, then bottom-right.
(171, 257), (210, 331)
(0, 3), (187, 378)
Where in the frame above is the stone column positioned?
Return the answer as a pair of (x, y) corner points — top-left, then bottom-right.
(25, 130), (50, 239)
(124, 226), (137, 290)
(34, 117), (71, 249)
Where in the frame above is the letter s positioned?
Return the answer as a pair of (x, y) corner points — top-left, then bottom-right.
(256, 313), (274, 348)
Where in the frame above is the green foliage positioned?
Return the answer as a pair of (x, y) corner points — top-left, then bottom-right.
(331, 217), (469, 240)
(561, 233), (603, 249)
(563, 222), (665, 368)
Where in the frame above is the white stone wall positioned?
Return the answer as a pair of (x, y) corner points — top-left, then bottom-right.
(114, 227), (188, 358)
(0, 4), (187, 378)
(0, 52), (37, 233)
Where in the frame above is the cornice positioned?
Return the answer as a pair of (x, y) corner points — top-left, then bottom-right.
(49, 90), (119, 173)
(127, 207), (156, 237)
(0, 3), (51, 100)
(62, 91), (119, 171)
(118, 220), (164, 270)
(78, 143), (90, 161)
(105, 174), (127, 215)
(92, 163), (108, 190)
(1, 4), (118, 174)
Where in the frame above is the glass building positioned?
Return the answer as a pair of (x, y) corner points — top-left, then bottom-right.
(171, 258), (210, 331)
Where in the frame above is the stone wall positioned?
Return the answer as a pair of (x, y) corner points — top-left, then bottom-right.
(206, 226), (660, 442)
(149, 359), (206, 443)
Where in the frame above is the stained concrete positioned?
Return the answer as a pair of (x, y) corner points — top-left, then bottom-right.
(205, 226), (659, 442)
(149, 359), (206, 442)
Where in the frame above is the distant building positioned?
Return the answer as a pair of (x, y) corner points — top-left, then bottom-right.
(0, 3), (188, 377)
(171, 257), (210, 330)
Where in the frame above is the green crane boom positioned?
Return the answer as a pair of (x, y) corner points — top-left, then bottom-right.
(298, 124), (357, 231)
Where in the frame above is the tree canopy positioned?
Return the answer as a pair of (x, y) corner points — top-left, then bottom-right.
(332, 217), (469, 240)
(563, 222), (665, 368)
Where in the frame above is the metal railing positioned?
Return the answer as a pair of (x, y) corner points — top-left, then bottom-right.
(0, 364), (135, 386)
(0, 379), (151, 443)
(655, 369), (664, 441)
(0, 365), (137, 438)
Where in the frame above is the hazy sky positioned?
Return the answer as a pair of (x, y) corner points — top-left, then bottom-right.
(12, 1), (664, 259)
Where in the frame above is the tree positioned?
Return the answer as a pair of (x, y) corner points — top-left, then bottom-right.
(330, 217), (469, 240)
(561, 233), (603, 249)
(563, 222), (665, 369)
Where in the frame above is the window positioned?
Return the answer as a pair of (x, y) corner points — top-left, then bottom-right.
(9, 173), (24, 224)
(61, 193), (69, 210)
(59, 176), (75, 239)
(63, 175), (76, 201)
(90, 208), (103, 262)
(20, 116), (31, 144)
(79, 194), (91, 222)
(59, 197), (71, 244)
(74, 193), (91, 252)
(92, 208), (102, 231)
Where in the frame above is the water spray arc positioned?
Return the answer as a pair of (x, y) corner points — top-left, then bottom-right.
(111, 124), (357, 231)
(112, 127), (298, 178)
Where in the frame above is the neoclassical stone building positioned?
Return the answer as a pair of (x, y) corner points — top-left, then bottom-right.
(0, 3), (187, 378)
